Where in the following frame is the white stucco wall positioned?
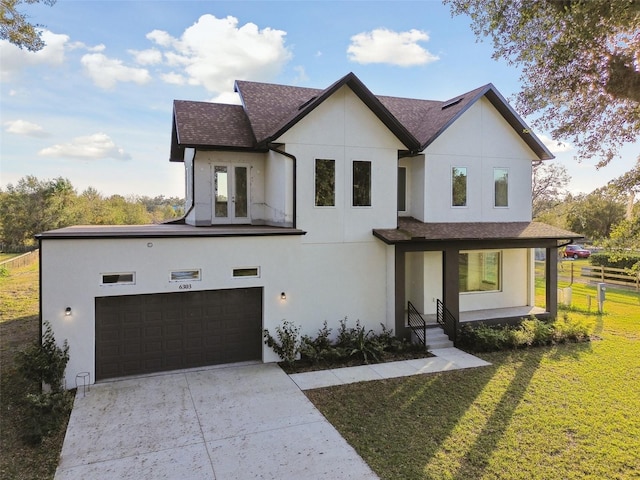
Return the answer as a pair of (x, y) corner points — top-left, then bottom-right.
(41, 235), (392, 388)
(418, 97), (534, 223)
(277, 85), (405, 243)
(187, 151), (267, 226)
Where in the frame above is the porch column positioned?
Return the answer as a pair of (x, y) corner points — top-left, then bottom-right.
(442, 247), (460, 320)
(395, 247), (410, 339)
(545, 247), (558, 318)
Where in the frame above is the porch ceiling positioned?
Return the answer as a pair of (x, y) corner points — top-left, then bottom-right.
(373, 217), (582, 245)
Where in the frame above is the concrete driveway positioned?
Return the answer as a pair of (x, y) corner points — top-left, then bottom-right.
(55, 363), (379, 479)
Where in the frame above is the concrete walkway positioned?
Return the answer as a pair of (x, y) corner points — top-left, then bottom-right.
(289, 347), (491, 390)
(55, 348), (489, 480)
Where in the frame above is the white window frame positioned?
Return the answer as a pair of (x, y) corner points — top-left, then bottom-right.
(452, 166), (468, 208)
(352, 160), (372, 208)
(459, 250), (502, 294)
(100, 272), (136, 286)
(232, 267), (261, 278)
(494, 167), (509, 208)
(169, 269), (201, 282)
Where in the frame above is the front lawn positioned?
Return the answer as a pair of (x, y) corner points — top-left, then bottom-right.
(307, 286), (640, 480)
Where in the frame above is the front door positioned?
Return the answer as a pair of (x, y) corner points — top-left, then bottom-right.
(212, 164), (250, 224)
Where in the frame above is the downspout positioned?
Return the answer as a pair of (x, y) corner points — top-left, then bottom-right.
(268, 144), (297, 229)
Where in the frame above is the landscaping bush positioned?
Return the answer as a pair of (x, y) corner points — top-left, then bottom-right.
(590, 252), (640, 270)
(263, 320), (301, 367)
(266, 318), (428, 372)
(459, 316), (592, 353)
(15, 321), (73, 445)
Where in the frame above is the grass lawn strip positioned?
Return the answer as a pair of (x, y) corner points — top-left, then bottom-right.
(307, 286), (640, 480)
(0, 263), (69, 480)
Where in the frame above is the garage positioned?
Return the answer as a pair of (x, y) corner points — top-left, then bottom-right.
(95, 288), (263, 380)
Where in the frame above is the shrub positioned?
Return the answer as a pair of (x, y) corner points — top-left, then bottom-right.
(17, 321), (69, 393)
(590, 252), (640, 270)
(459, 316), (591, 352)
(553, 314), (592, 342)
(334, 318), (385, 364)
(16, 321), (72, 444)
(300, 321), (343, 364)
(263, 320), (301, 366)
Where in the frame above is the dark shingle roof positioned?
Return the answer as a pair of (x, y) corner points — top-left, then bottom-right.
(170, 73), (553, 162)
(235, 80), (323, 144)
(374, 217), (582, 244)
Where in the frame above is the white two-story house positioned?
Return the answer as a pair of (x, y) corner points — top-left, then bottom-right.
(38, 73), (580, 387)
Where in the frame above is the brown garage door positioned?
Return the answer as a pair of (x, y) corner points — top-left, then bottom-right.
(95, 288), (262, 380)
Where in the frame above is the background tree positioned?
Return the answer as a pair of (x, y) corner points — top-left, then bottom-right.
(0, 176), (184, 251)
(0, 176), (80, 250)
(446, 0), (640, 167)
(565, 187), (626, 241)
(1, 0), (56, 51)
(532, 161), (570, 218)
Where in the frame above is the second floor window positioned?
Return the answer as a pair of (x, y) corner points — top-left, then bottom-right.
(494, 168), (508, 207)
(352, 161), (371, 207)
(452, 167), (467, 207)
(315, 159), (335, 206)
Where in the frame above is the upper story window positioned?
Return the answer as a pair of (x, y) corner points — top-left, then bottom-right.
(494, 167), (508, 207)
(315, 159), (335, 207)
(397, 167), (407, 212)
(352, 161), (371, 207)
(452, 167), (467, 207)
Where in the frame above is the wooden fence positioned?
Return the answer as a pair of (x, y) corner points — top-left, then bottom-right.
(554, 260), (639, 290)
(0, 250), (39, 270)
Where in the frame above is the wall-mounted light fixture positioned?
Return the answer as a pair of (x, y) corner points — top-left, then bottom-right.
(280, 292), (286, 300)
(65, 307), (72, 316)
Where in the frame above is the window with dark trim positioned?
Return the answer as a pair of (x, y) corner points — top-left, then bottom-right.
(452, 167), (467, 207)
(494, 167), (508, 207)
(315, 159), (335, 206)
(352, 160), (371, 207)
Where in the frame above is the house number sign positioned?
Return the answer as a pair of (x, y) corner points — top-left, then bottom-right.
(178, 283), (192, 290)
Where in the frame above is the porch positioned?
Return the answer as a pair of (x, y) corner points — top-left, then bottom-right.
(421, 305), (548, 326)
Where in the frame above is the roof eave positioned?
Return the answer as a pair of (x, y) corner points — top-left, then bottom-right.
(262, 72), (421, 152)
(419, 84), (555, 161)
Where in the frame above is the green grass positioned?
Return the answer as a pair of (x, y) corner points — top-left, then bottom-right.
(0, 253), (21, 263)
(0, 262), (69, 480)
(307, 286), (640, 480)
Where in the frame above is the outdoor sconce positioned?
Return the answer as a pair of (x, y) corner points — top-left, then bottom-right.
(65, 307), (72, 316)
(280, 292), (286, 300)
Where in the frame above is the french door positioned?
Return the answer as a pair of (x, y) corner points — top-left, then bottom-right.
(212, 164), (250, 224)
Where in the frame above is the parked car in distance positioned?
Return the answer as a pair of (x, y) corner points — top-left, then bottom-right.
(563, 244), (591, 259)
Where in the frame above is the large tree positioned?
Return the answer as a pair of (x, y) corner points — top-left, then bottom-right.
(446, 0), (640, 167)
(532, 161), (570, 218)
(0, 0), (56, 51)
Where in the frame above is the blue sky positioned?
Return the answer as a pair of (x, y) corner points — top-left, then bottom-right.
(1, 0), (637, 198)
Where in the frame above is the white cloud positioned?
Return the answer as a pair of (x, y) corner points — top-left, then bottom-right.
(211, 91), (242, 105)
(0, 30), (69, 81)
(129, 48), (163, 65)
(539, 134), (574, 153)
(147, 14), (292, 93)
(80, 53), (152, 89)
(161, 72), (186, 85)
(347, 28), (439, 66)
(38, 133), (131, 160)
(4, 120), (48, 137)
(292, 66), (309, 84)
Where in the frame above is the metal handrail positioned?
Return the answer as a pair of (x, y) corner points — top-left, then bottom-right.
(436, 299), (458, 345)
(407, 301), (427, 348)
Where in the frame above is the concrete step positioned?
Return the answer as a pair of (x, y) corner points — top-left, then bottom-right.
(426, 329), (454, 350)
